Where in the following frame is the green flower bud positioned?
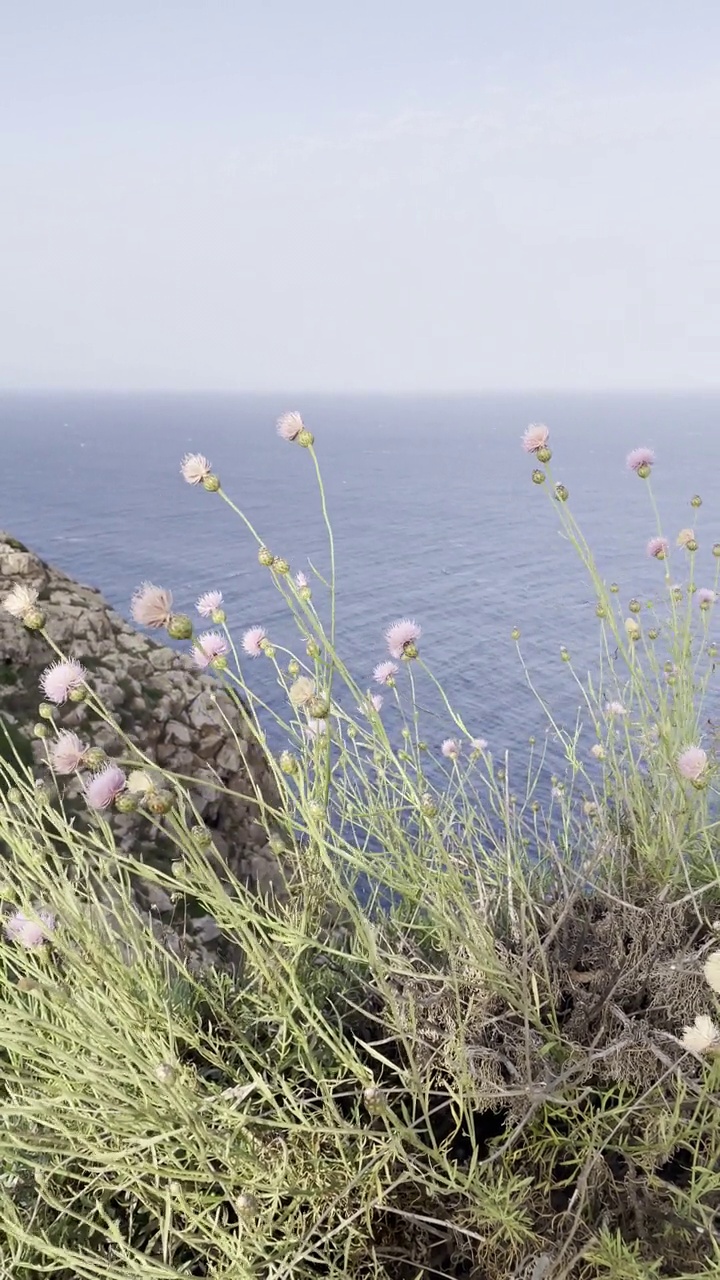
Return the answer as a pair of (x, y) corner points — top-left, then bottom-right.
(191, 823), (213, 848)
(537, 446), (552, 463)
(554, 483), (569, 502)
(167, 614), (193, 640)
(420, 793), (437, 817)
(560, 647), (570, 662)
(297, 429), (314, 448)
(687, 538), (699, 552)
(268, 833), (286, 855)
(610, 583), (619, 593)
(628, 598), (641, 614)
(691, 494), (703, 508)
(531, 469), (546, 485)
(279, 750), (298, 774)
(38, 702), (55, 720)
(114, 792), (138, 813)
(33, 722), (50, 739)
(306, 696), (329, 719)
(647, 628), (659, 640)
(637, 462), (651, 478)
(7, 787), (23, 805)
(145, 790), (175, 815)
(595, 602), (607, 617)
(273, 558), (290, 575)
(211, 654), (229, 670)
(202, 474), (221, 492)
(83, 747), (106, 770)
(363, 1084), (387, 1114)
(262, 644), (276, 659)
(69, 685), (86, 703)
(211, 608), (226, 624)
(306, 639), (321, 659)
(287, 659), (300, 677)
(401, 643), (418, 660)
(511, 627), (521, 641)
(258, 546), (275, 567)
(22, 607), (46, 630)
(713, 543), (720, 558)
(235, 1191), (259, 1220)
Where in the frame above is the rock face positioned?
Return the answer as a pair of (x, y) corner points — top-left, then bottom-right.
(0, 530), (281, 895)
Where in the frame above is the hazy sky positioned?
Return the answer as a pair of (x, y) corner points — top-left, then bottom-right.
(1, 1), (719, 391)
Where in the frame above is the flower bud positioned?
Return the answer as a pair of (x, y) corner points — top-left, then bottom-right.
(22, 607), (46, 630)
(297, 429), (314, 448)
(211, 608), (226, 624)
(560, 647), (570, 662)
(202, 474), (221, 492)
(7, 787), (23, 805)
(115, 792), (138, 813)
(33, 723), (50, 739)
(687, 538), (699, 552)
(273, 558), (290, 575)
(145, 790), (175, 815)
(38, 702), (55, 720)
(258, 547), (275, 567)
(420, 793), (437, 817)
(636, 462), (651, 478)
(554, 483), (568, 502)
(401, 643), (418, 660)
(647, 628), (659, 641)
(287, 659), (300, 677)
(691, 494), (703, 508)
(628, 598), (641, 614)
(531, 469), (546, 485)
(211, 654), (229, 670)
(191, 823), (213, 848)
(306, 639), (321, 659)
(154, 1062), (177, 1085)
(610, 583), (619, 593)
(713, 543), (720, 558)
(363, 1084), (387, 1114)
(235, 1192), (259, 1220)
(167, 614), (193, 641)
(69, 686), (86, 703)
(83, 746), (106, 770)
(306, 696), (330, 719)
(268, 833), (286, 854)
(511, 627), (521, 641)
(535, 446), (551, 464)
(595, 603), (607, 617)
(279, 750), (298, 774)
(262, 644), (276, 659)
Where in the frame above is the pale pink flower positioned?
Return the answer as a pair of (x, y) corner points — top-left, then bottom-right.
(295, 571), (309, 588)
(677, 745), (708, 782)
(85, 764), (126, 810)
(2, 584), (39, 618)
(131, 582), (173, 629)
(277, 411), (304, 442)
(5, 908), (55, 948)
(590, 743), (605, 760)
(373, 661), (399, 685)
(471, 737), (488, 752)
(40, 659), (87, 704)
(626, 447), (655, 473)
(305, 717), (328, 740)
(677, 528), (695, 548)
(441, 738), (460, 759)
(47, 730), (86, 775)
(647, 537), (669, 559)
(697, 588), (716, 608)
(180, 453), (212, 485)
(192, 631), (229, 669)
(196, 590), (223, 618)
(369, 693), (383, 712)
(604, 701), (627, 717)
(242, 626), (267, 657)
(521, 423), (549, 454)
(385, 618), (421, 660)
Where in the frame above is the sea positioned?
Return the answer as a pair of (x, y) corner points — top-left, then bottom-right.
(3, 392), (720, 787)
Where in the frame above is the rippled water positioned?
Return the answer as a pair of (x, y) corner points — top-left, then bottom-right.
(3, 391), (720, 774)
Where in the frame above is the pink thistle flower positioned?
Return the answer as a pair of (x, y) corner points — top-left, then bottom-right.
(295, 571), (308, 589)
(369, 693), (383, 713)
(5, 908), (55, 948)
(471, 737), (488, 753)
(40, 659), (87, 705)
(192, 630), (229, 669)
(385, 618), (421, 660)
(131, 582), (173, 629)
(305, 717), (328, 740)
(85, 764), (126, 810)
(277, 411), (304, 442)
(604, 701), (627, 717)
(677, 745), (708, 782)
(242, 626), (267, 657)
(180, 453), (212, 485)
(522, 423), (550, 454)
(441, 738), (460, 759)
(196, 590), (223, 618)
(626, 447), (655, 473)
(373, 661), (399, 685)
(647, 537), (669, 559)
(698, 588), (716, 609)
(47, 730), (86, 775)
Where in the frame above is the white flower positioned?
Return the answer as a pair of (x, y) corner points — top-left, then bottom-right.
(703, 951), (720, 995)
(680, 1013), (720, 1054)
(2, 584), (39, 618)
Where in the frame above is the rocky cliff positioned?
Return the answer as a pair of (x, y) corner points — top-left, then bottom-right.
(0, 530), (281, 896)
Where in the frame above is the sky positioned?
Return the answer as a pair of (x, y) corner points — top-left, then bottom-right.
(1, 1), (719, 392)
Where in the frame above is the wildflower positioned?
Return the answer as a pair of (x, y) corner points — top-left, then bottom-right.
(625, 617), (641, 641)
(626, 447), (655, 476)
(85, 764), (126, 810)
(369, 693), (383, 713)
(127, 770), (155, 794)
(307, 695), (330, 719)
(47, 731), (86, 774)
(531, 469), (546, 485)
(441, 738), (460, 760)
(373, 661), (398, 686)
(385, 618), (421, 660)
(681, 1013), (720, 1054)
(471, 737), (488, 753)
(2, 584), (39, 618)
(676, 528), (696, 549)
(554, 483), (568, 501)
(591, 743), (605, 760)
(196, 590), (223, 618)
(703, 951), (720, 995)
(180, 453), (212, 485)
(131, 582), (173, 629)
(647, 537), (669, 560)
(242, 626), (267, 657)
(192, 631), (229, 669)
(276, 411), (304, 442)
(305, 717), (327, 739)
(697, 589), (716, 610)
(521, 423), (549, 454)
(605, 701), (627, 717)
(5, 908), (55, 948)
(289, 676), (315, 708)
(40, 660), (87, 705)
(258, 546), (275, 567)
(677, 745), (708, 782)
(295, 570), (312, 599)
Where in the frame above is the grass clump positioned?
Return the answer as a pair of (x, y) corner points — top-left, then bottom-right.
(1, 420), (720, 1278)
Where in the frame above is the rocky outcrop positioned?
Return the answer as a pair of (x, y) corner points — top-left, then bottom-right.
(0, 530), (282, 896)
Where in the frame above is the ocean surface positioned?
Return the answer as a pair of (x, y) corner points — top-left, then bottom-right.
(3, 392), (720, 783)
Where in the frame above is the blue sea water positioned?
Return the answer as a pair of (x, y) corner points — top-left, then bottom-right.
(2, 392), (720, 778)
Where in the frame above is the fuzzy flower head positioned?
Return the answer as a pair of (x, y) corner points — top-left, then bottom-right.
(289, 676), (315, 708)
(5, 908), (55, 949)
(373, 660), (399, 686)
(2, 584), (39, 619)
(677, 528), (696, 549)
(441, 738), (460, 760)
(196, 590), (223, 618)
(295, 571), (309, 589)
(242, 626), (267, 657)
(85, 764), (126, 810)
(40, 659), (87, 705)
(47, 730), (86, 775)
(522, 423), (550, 454)
(192, 631), (229, 669)
(471, 737), (488, 753)
(385, 618), (421, 660)
(590, 743), (606, 760)
(626, 447), (655, 474)
(697, 588), (716, 610)
(277, 411), (304, 442)
(681, 1013), (720, 1055)
(677, 745), (708, 782)
(647, 537), (669, 560)
(703, 951), (720, 995)
(180, 453), (212, 485)
(131, 582), (173, 629)
(604, 700), (627, 717)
